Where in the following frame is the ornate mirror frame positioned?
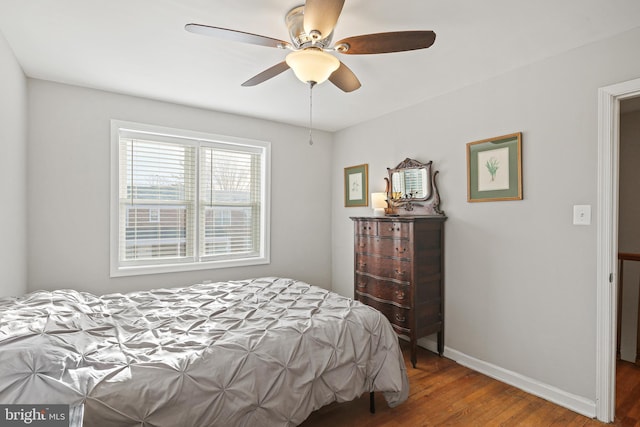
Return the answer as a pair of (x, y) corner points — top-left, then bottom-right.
(384, 158), (444, 216)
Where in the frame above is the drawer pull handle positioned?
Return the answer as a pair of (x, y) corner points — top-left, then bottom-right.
(394, 269), (404, 277)
(395, 314), (406, 323)
(357, 282), (367, 289)
(395, 247), (406, 253)
(358, 263), (367, 269)
(395, 290), (405, 300)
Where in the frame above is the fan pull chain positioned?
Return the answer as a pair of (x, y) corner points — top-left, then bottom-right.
(308, 82), (316, 146)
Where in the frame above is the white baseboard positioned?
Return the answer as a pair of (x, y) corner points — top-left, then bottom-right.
(416, 339), (596, 419)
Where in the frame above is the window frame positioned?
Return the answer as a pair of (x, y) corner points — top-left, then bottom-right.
(110, 120), (271, 277)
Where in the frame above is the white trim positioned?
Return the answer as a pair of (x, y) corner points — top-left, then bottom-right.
(596, 85), (618, 424)
(445, 347), (596, 419)
(596, 77), (640, 423)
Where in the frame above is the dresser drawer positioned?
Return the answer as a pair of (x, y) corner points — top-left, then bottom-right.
(355, 236), (410, 258)
(355, 220), (377, 236)
(358, 295), (411, 331)
(356, 254), (411, 282)
(378, 221), (410, 238)
(355, 274), (411, 307)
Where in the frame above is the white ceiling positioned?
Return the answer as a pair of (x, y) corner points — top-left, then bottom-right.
(1, 0), (640, 131)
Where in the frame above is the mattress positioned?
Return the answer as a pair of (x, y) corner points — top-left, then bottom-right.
(0, 277), (409, 426)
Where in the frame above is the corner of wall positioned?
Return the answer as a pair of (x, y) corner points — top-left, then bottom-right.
(0, 30), (28, 297)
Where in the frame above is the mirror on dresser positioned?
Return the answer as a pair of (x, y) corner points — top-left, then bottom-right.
(385, 158), (444, 216)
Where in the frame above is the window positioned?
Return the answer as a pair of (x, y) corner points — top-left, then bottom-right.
(110, 120), (270, 276)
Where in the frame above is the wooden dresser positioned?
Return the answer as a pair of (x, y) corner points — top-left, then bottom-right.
(350, 215), (445, 368)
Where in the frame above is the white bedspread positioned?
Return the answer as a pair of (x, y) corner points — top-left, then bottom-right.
(0, 277), (408, 426)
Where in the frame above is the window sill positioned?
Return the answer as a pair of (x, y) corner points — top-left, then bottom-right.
(110, 255), (270, 277)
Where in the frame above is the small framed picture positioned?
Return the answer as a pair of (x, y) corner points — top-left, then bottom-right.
(467, 132), (522, 202)
(344, 164), (368, 207)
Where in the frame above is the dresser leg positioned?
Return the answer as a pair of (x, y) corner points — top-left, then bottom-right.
(411, 340), (417, 368)
(437, 330), (444, 357)
(369, 392), (375, 414)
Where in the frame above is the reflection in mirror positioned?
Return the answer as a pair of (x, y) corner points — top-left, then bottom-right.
(391, 168), (429, 199)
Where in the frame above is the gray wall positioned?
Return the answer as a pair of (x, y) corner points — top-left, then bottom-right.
(619, 109), (640, 362)
(27, 80), (333, 295)
(0, 31), (27, 297)
(331, 27), (640, 407)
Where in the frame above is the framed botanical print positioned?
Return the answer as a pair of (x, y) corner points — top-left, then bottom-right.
(467, 132), (522, 202)
(344, 164), (368, 207)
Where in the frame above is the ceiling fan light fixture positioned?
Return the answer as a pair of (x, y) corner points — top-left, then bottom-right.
(187, 1), (435, 92)
(285, 49), (339, 84)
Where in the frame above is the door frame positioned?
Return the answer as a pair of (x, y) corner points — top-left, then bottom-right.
(597, 77), (640, 422)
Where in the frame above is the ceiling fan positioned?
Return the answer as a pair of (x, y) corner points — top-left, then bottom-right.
(185, 0), (436, 92)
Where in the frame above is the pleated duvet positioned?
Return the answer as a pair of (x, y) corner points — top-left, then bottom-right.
(0, 277), (408, 426)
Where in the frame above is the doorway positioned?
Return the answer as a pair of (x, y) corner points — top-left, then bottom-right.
(596, 77), (640, 422)
(618, 99), (640, 363)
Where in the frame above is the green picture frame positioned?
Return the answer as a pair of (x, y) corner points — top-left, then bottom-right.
(344, 164), (368, 207)
(467, 132), (522, 202)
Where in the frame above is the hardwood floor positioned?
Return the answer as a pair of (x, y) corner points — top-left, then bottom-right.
(617, 360), (640, 426)
(300, 341), (640, 426)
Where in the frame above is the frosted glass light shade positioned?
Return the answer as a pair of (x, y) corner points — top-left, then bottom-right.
(371, 192), (387, 216)
(285, 49), (340, 84)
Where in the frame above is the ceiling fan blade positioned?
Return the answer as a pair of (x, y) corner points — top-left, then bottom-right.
(185, 23), (291, 49)
(335, 31), (436, 54)
(329, 61), (361, 93)
(241, 61), (291, 87)
(303, 0), (345, 39)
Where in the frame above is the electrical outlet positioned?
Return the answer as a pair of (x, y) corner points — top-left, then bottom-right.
(573, 205), (591, 225)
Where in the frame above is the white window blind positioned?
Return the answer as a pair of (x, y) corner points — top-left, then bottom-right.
(199, 146), (262, 260)
(119, 138), (197, 266)
(111, 121), (270, 276)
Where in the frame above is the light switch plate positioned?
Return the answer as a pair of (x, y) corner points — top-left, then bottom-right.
(573, 205), (591, 225)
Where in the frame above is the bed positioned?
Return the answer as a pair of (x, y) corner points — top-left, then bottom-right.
(0, 277), (409, 426)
